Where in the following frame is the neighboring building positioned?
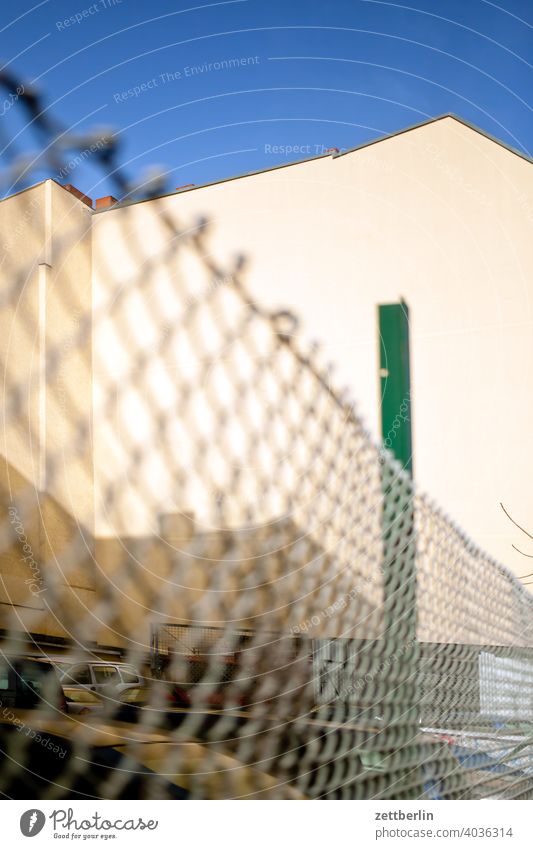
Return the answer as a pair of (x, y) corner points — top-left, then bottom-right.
(1, 113), (532, 651)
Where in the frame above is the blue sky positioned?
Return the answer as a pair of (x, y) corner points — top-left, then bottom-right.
(1, 0), (532, 198)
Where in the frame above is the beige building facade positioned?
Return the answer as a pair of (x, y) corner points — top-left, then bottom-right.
(1, 114), (532, 650)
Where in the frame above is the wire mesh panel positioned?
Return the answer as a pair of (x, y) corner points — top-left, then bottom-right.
(0, 69), (532, 801)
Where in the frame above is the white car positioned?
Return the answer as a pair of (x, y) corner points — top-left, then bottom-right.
(58, 661), (143, 699)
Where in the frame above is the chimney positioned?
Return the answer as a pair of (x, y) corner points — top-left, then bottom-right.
(95, 195), (118, 210)
(63, 183), (92, 208)
(175, 184), (195, 192)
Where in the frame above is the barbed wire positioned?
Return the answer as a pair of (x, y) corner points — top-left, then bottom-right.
(0, 67), (168, 199)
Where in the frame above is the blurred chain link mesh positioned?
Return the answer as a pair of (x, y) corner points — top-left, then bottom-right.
(1, 70), (533, 800)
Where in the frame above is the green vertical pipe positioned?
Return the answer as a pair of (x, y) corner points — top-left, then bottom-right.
(379, 300), (413, 474)
(378, 300), (417, 725)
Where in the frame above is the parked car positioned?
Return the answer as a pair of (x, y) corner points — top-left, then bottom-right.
(58, 661), (143, 699)
(158, 653), (265, 711)
(111, 680), (251, 729)
(0, 655), (66, 711)
(0, 709), (303, 799)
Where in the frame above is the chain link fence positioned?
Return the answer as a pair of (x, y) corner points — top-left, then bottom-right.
(1, 68), (532, 800)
